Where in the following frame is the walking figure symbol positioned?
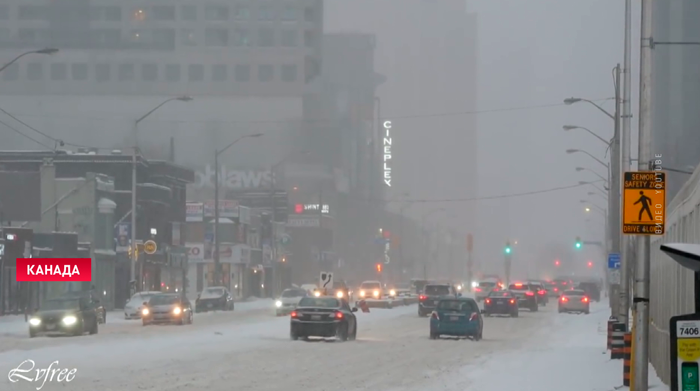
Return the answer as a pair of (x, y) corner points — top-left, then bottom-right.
(634, 191), (653, 221)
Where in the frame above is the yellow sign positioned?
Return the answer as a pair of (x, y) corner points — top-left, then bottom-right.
(622, 171), (666, 235)
(679, 339), (700, 361)
(143, 240), (157, 255)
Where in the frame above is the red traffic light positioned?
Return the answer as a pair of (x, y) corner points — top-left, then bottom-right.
(376, 263), (382, 272)
(554, 260), (560, 266)
(587, 261), (593, 268)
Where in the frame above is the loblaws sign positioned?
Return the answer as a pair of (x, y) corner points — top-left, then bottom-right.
(193, 165), (274, 189)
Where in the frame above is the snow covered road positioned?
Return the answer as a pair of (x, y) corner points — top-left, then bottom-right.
(2, 302), (561, 391)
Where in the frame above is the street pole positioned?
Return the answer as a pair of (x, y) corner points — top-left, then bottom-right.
(398, 207), (405, 280)
(269, 165), (277, 297)
(634, 1), (653, 389)
(213, 151), (221, 287)
(131, 127), (138, 292)
(611, 64), (627, 326)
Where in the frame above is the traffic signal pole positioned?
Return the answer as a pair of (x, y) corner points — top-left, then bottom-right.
(504, 242), (512, 286)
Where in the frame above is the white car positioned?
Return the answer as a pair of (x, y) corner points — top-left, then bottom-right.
(274, 288), (308, 316)
(358, 280), (384, 300)
(124, 291), (162, 319)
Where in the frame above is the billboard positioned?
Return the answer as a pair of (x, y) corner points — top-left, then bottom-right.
(0, 171), (41, 222)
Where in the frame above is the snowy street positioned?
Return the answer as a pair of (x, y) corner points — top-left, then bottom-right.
(0, 300), (656, 391)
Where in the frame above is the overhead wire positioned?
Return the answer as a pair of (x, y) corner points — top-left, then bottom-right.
(0, 117), (53, 150)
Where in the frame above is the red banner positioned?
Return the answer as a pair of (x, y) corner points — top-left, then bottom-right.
(16, 258), (92, 282)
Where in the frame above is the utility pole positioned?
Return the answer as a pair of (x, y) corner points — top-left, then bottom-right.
(213, 151), (221, 286)
(612, 64), (628, 326)
(269, 166), (277, 297)
(634, 1), (653, 389)
(130, 139), (138, 291)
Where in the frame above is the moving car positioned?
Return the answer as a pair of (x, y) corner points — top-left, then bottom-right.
(482, 290), (519, 317)
(551, 278), (572, 295)
(59, 290), (106, 324)
(429, 297), (482, 340)
(508, 282), (538, 312)
(300, 284), (319, 296)
(195, 286), (234, 312)
(544, 282), (560, 298)
(394, 282), (413, 297)
(124, 291), (162, 319)
(410, 279), (430, 294)
(418, 284), (459, 317)
(558, 289), (590, 314)
(29, 297), (99, 337)
(576, 281), (601, 302)
(290, 296), (358, 341)
(316, 280), (350, 299)
(474, 280), (498, 302)
(528, 281), (549, 306)
(142, 294), (193, 325)
(275, 288), (307, 316)
(358, 280), (384, 300)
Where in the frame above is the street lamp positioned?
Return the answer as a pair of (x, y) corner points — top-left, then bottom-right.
(563, 97), (615, 121)
(213, 133), (264, 285)
(0, 48), (58, 73)
(588, 191), (608, 200)
(575, 167), (609, 185)
(562, 125), (611, 146)
(131, 96), (193, 291)
(566, 149), (609, 170)
(579, 181), (609, 194)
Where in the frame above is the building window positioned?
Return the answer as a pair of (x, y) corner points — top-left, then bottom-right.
(180, 29), (196, 46)
(233, 5), (250, 20)
(71, 63), (88, 80)
(50, 63), (67, 80)
(96, 64), (110, 82)
(130, 30), (150, 44)
(212, 64), (227, 81)
(304, 6), (315, 22)
(280, 30), (297, 47)
(304, 30), (316, 47)
(153, 29), (175, 48)
(188, 64), (204, 81)
(258, 64), (273, 82)
(281, 5), (297, 21)
(27, 63), (43, 81)
(258, 28), (274, 47)
(18, 5), (45, 20)
(234, 64), (250, 82)
(94, 29), (121, 46)
(152, 5), (175, 21)
(165, 64), (180, 81)
(142, 64), (158, 81)
(205, 28), (228, 46)
(205, 5), (229, 21)
(281, 64), (297, 82)
(232, 29), (251, 47)
(258, 5), (276, 21)
(2, 64), (18, 81)
(131, 8), (146, 22)
(118, 64), (135, 81)
(181, 6), (196, 21)
(0, 5), (9, 19)
(18, 29), (45, 44)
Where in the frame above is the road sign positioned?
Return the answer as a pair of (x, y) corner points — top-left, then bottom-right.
(623, 171), (666, 235)
(319, 271), (334, 289)
(143, 240), (157, 255)
(608, 253), (621, 269)
(279, 233), (291, 245)
(609, 269), (621, 284)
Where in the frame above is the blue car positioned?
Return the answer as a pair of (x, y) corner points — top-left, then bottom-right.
(429, 297), (483, 340)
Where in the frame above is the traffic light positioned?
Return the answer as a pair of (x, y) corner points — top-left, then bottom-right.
(555, 260), (560, 267)
(504, 241), (512, 254)
(376, 263), (382, 273)
(575, 237), (582, 249)
(587, 261), (593, 268)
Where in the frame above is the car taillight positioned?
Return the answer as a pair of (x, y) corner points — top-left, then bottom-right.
(335, 311), (343, 319)
(582, 297), (589, 303)
(290, 311), (298, 318)
(553, 287), (558, 292)
(560, 297), (568, 302)
(538, 290), (546, 295)
(509, 299), (516, 304)
(562, 282), (567, 285)
(431, 312), (439, 320)
(475, 287), (481, 292)
(469, 313), (478, 321)
(485, 299), (491, 304)
(525, 291), (534, 296)
(419, 295), (427, 301)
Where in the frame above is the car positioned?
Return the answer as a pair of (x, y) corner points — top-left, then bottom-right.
(275, 288), (308, 316)
(474, 280), (499, 302)
(300, 284), (319, 296)
(195, 286), (234, 312)
(551, 278), (573, 295)
(358, 280), (384, 300)
(576, 282), (601, 302)
(508, 282), (538, 312)
(58, 290), (106, 324)
(482, 290), (519, 317)
(418, 284), (459, 317)
(315, 280), (350, 300)
(142, 294), (193, 326)
(28, 297), (99, 338)
(124, 291), (162, 319)
(394, 282), (413, 297)
(410, 279), (430, 294)
(544, 282), (559, 298)
(290, 296), (358, 341)
(528, 281), (549, 306)
(558, 289), (590, 314)
(429, 297), (483, 340)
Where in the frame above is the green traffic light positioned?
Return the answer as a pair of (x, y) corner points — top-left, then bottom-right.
(505, 247), (511, 254)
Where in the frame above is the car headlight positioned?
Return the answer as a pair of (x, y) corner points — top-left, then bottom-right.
(373, 290), (380, 297)
(275, 300), (282, 308)
(471, 281), (479, 288)
(142, 308), (150, 316)
(29, 318), (41, 326)
(314, 291), (321, 297)
(360, 290), (366, 297)
(336, 291), (343, 298)
(62, 316), (77, 326)
(456, 285), (462, 291)
(389, 289), (396, 296)
(173, 307), (182, 315)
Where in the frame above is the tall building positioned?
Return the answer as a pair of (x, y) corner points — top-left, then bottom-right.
(0, 0), (323, 173)
(652, 0), (700, 200)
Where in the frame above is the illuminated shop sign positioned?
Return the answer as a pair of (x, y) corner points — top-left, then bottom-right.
(294, 204), (330, 214)
(383, 121), (392, 187)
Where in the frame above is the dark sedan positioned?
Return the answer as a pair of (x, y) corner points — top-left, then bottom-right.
(142, 294), (193, 326)
(482, 290), (519, 317)
(195, 286), (234, 312)
(58, 290), (106, 324)
(28, 297), (99, 338)
(290, 297), (358, 341)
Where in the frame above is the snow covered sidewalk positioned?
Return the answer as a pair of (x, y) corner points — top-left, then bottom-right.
(462, 303), (668, 391)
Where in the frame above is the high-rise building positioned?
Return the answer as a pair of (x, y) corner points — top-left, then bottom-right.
(0, 0), (323, 172)
(652, 0), (700, 200)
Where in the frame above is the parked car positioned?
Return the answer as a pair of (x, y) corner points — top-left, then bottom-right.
(195, 286), (234, 312)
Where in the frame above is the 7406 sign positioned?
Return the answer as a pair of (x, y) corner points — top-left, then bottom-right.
(679, 327), (700, 336)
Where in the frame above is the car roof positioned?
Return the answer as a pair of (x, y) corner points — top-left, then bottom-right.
(439, 297), (476, 302)
(564, 289), (586, 295)
(425, 283), (451, 287)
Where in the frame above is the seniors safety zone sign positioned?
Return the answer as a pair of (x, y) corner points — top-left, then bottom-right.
(670, 313), (700, 391)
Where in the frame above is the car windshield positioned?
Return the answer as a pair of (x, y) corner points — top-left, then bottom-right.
(361, 282), (381, 290)
(565, 290), (586, 296)
(479, 282), (496, 288)
(298, 297), (340, 308)
(131, 293), (157, 302)
(424, 285), (451, 296)
(509, 284), (528, 291)
(488, 290), (512, 297)
(282, 289), (305, 298)
(149, 295), (180, 305)
(202, 288), (225, 297)
(437, 300), (477, 312)
(40, 299), (80, 311)
(530, 285), (543, 291)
